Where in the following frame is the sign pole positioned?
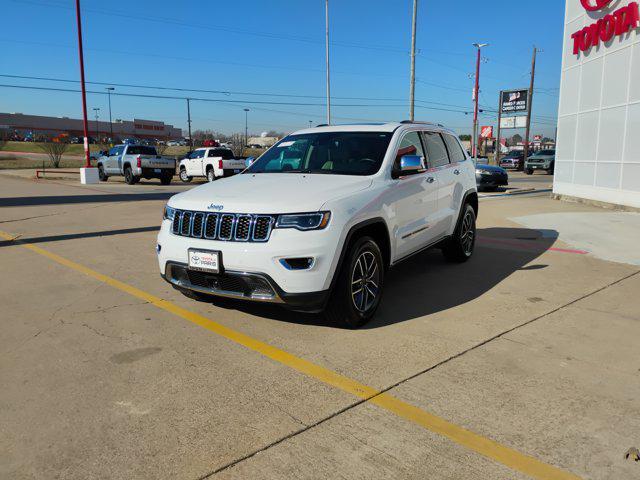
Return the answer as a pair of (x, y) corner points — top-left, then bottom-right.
(522, 47), (537, 171)
(495, 90), (503, 166)
(409, 0), (418, 121)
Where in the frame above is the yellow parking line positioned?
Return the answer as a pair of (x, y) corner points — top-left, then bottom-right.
(0, 229), (581, 480)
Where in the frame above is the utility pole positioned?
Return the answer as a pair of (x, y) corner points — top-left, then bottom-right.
(106, 87), (114, 144)
(186, 98), (192, 148)
(74, 0), (91, 168)
(495, 90), (503, 165)
(244, 108), (250, 152)
(325, 0), (331, 125)
(309, 120), (313, 128)
(523, 46), (538, 170)
(471, 43), (488, 159)
(93, 107), (100, 143)
(409, 0), (418, 121)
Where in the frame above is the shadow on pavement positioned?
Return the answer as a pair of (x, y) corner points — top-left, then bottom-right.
(0, 192), (176, 207)
(0, 226), (160, 248)
(201, 227), (558, 329)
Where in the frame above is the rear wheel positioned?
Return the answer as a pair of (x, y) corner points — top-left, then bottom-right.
(98, 165), (108, 182)
(525, 168), (533, 175)
(206, 168), (216, 182)
(179, 168), (192, 183)
(324, 236), (384, 329)
(124, 166), (137, 185)
(442, 203), (476, 263)
(160, 173), (173, 185)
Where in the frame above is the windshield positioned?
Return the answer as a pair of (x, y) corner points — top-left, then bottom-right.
(245, 132), (393, 176)
(536, 150), (555, 156)
(127, 146), (157, 155)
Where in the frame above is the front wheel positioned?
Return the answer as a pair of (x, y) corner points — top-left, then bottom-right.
(525, 169), (533, 175)
(324, 237), (384, 329)
(442, 203), (476, 263)
(98, 165), (108, 182)
(179, 168), (192, 183)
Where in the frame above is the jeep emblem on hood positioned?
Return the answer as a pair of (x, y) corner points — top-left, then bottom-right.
(207, 204), (224, 211)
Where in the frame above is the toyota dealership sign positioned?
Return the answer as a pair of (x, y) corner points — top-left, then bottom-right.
(571, 1), (639, 54)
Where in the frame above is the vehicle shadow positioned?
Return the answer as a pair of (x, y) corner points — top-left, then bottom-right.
(203, 227), (558, 329)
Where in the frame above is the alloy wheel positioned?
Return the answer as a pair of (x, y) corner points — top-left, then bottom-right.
(460, 211), (475, 256)
(351, 251), (380, 313)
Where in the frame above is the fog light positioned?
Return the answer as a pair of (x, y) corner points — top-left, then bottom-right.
(280, 258), (314, 270)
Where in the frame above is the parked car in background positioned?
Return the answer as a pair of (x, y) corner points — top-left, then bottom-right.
(525, 149), (555, 175)
(475, 163), (509, 191)
(158, 122), (478, 328)
(499, 151), (524, 169)
(122, 138), (139, 145)
(97, 144), (176, 185)
(167, 140), (181, 147)
(178, 147), (246, 183)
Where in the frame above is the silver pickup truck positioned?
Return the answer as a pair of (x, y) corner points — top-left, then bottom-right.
(97, 145), (176, 185)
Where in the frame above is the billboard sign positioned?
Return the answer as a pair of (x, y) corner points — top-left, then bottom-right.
(500, 90), (529, 114)
(499, 116), (527, 129)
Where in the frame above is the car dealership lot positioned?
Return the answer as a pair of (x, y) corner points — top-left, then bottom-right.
(1, 175), (638, 480)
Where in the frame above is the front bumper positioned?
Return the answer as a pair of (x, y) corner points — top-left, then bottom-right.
(525, 163), (550, 170)
(162, 262), (329, 311)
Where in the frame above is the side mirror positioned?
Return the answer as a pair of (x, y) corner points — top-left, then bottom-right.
(393, 155), (425, 178)
(245, 157), (255, 168)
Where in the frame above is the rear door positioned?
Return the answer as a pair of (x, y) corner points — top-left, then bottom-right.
(441, 133), (471, 234)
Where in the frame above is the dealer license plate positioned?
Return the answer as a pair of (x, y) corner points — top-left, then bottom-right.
(533, 166), (540, 169)
(154, 168), (162, 173)
(234, 169), (240, 173)
(188, 249), (220, 273)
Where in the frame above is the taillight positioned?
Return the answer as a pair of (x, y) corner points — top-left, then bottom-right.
(219, 159), (223, 170)
(136, 155), (141, 168)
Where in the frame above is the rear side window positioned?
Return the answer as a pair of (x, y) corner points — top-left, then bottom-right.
(422, 132), (449, 168)
(127, 146), (157, 156)
(442, 134), (466, 163)
(208, 149), (235, 159)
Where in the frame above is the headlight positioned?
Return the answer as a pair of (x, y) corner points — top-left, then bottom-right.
(475, 169), (490, 175)
(275, 212), (331, 231)
(163, 205), (176, 221)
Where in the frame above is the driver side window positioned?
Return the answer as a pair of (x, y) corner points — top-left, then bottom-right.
(394, 131), (425, 168)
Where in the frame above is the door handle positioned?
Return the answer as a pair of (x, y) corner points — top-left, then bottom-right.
(453, 169), (460, 175)
(426, 177), (435, 184)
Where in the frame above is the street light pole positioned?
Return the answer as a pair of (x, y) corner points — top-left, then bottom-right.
(325, 0), (331, 125)
(409, 0), (418, 121)
(471, 43), (488, 159)
(93, 107), (100, 143)
(523, 46), (538, 170)
(309, 120), (313, 128)
(74, 0), (91, 168)
(106, 87), (114, 144)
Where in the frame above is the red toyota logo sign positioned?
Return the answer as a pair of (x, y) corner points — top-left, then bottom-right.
(580, 0), (614, 11)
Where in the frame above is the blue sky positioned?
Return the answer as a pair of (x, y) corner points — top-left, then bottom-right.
(1, 0), (564, 138)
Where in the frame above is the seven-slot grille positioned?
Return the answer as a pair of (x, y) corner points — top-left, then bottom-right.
(171, 210), (275, 242)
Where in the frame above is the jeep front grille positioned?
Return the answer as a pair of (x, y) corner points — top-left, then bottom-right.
(171, 210), (275, 242)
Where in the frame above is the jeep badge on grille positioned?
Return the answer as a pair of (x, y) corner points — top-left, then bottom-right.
(207, 204), (224, 211)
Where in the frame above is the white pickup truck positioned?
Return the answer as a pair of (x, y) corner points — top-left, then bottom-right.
(178, 148), (246, 183)
(97, 145), (176, 185)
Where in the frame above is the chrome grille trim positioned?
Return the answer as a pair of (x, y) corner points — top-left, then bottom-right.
(171, 210), (276, 243)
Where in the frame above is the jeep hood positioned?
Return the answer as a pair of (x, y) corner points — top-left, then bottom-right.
(169, 173), (373, 213)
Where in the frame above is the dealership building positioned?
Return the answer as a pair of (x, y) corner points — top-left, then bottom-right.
(0, 112), (182, 141)
(555, 0), (640, 208)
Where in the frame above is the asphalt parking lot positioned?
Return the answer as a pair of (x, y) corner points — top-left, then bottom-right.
(1, 174), (639, 480)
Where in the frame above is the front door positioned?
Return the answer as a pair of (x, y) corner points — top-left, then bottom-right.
(387, 131), (440, 261)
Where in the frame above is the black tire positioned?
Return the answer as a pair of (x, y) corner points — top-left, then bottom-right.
(124, 166), (137, 185)
(98, 165), (108, 182)
(324, 236), (384, 329)
(548, 163), (554, 175)
(179, 168), (192, 183)
(206, 168), (216, 182)
(442, 203), (476, 263)
(525, 169), (534, 175)
(160, 173), (172, 185)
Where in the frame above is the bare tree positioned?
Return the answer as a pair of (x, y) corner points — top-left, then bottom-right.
(0, 130), (8, 152)
(230, 133), (245, 157)
(155, 143), (170, 155)
(38, 141), (69, 168)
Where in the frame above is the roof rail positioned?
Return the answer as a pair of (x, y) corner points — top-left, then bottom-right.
(315, 123), (329, 127)
(400, 120), (445, 128)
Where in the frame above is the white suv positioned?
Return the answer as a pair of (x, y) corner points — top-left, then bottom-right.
(157, 122), (478, 328)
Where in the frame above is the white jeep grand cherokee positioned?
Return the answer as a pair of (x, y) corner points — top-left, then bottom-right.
(157, 122), (478, 328)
